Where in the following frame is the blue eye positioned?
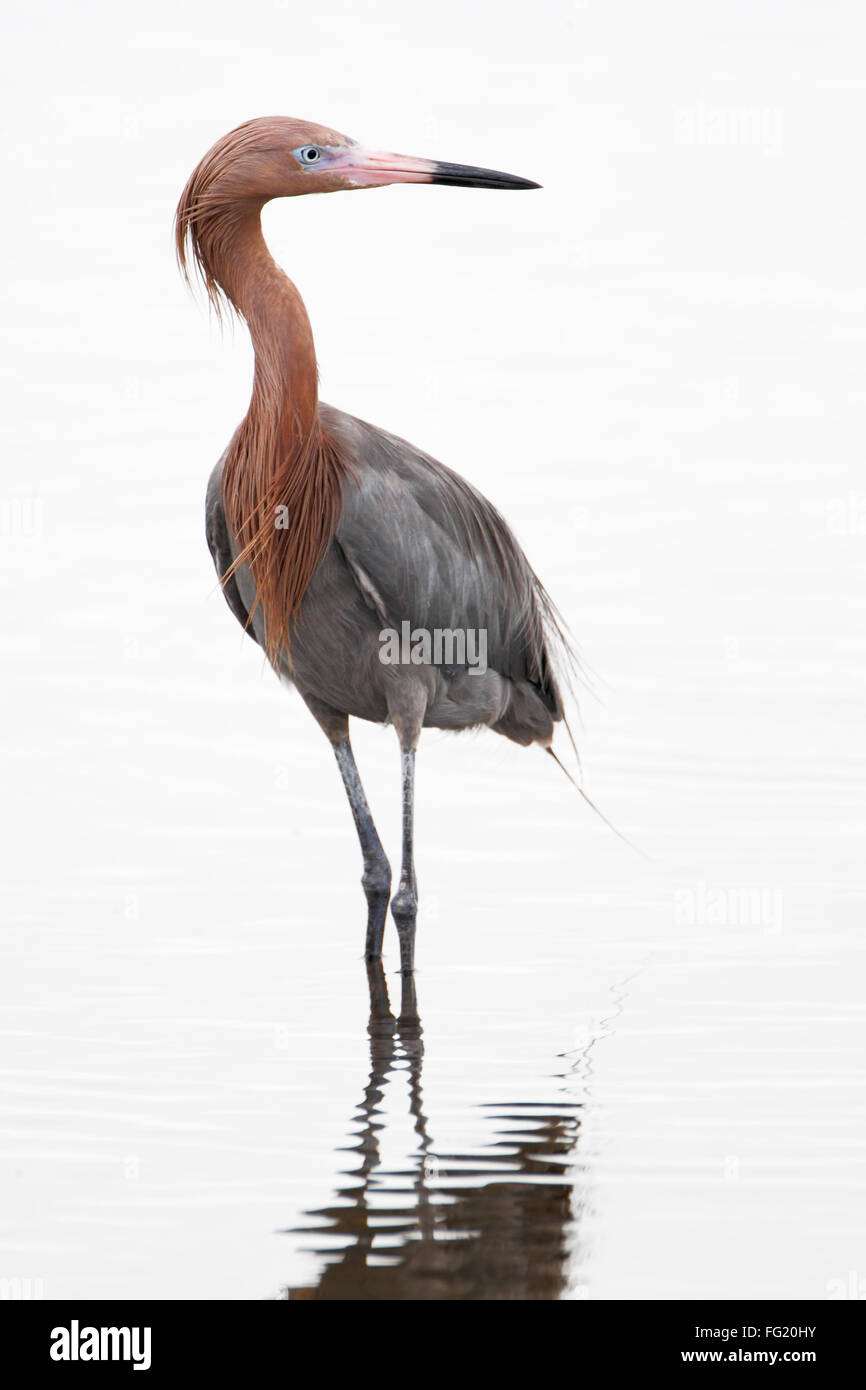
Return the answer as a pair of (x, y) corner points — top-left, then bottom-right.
(294, 145), (322, 166)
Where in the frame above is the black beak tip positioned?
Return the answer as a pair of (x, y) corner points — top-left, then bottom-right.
(432, 161), (542, 191)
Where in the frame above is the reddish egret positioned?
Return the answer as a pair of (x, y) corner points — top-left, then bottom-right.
(176, 117), (571, 973)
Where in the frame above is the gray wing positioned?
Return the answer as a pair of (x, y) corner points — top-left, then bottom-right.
(325, 406), (564, 717)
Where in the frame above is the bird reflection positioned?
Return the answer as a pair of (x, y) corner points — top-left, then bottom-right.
(284, 962), (583, 1300)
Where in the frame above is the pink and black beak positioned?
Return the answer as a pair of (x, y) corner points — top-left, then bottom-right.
(330, 147), (541, 191)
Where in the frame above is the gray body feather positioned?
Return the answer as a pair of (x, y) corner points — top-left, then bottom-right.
(205, 403), (564, 747)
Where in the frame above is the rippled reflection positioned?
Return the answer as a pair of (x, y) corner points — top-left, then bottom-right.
(283, 963), (584, 1300)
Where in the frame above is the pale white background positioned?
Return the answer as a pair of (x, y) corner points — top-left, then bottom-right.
(1, 0), (864, 1299)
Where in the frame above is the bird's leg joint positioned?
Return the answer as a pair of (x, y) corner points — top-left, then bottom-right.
(390, 879), (418, 973)
(391, 884), (418, 921)
(362, 857), (391, 902)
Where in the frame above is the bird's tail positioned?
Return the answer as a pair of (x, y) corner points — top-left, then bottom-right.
(546, 741), (646, 858)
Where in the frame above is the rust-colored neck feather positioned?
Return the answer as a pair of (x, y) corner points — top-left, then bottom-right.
(176, 156), (345, 666)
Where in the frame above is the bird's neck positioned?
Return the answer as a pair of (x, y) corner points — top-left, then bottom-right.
(211, 204), (346, 670)
(218, 206), (320, 449)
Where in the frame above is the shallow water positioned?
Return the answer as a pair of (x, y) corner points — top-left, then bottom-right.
(2, 0), (865, 1300)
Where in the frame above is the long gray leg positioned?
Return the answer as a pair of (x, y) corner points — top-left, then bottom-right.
(389, 697), (425, 974)
(301, 695), (391, 960)
(333, 737), (392, 958)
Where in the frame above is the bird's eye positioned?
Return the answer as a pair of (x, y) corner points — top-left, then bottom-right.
(294, 145), (322, 166)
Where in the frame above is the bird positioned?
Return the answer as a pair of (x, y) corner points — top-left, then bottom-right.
(176, 116), (573, 974)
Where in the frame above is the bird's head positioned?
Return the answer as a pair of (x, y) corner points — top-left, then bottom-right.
(182, 115), (541, 203)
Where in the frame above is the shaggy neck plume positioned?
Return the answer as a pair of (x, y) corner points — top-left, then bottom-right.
(177, 189), (346, 666)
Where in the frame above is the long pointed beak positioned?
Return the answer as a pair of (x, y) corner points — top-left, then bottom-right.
(333, 148), (541, 190)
